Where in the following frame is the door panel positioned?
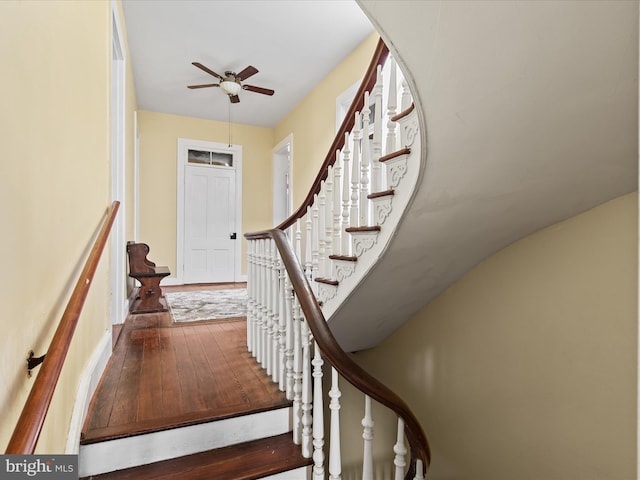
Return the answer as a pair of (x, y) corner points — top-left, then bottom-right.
(184, 165), (236, 283)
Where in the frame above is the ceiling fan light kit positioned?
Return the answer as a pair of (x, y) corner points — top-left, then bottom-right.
(188, 62), (275, 103)
(220, 79), (241, 96)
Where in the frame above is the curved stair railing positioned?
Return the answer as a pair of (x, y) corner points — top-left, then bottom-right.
(245, 38), (428, 479)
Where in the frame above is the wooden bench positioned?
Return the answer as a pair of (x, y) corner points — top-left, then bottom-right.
(126, 242), (170, 314)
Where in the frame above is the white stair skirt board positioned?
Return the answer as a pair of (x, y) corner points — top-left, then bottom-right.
(65, 330), (113, 454)
(79, 407), (292, 477)
(262, 466), (311, 480)
(321, 109), (422, 322)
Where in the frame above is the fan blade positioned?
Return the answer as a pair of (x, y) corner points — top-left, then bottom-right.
(229, 95), (240, 104)
(242, 84), (275, 96)
(192, 62), (224, 80)
(236, 65), (259, 81)
(187, 83), (220, 89)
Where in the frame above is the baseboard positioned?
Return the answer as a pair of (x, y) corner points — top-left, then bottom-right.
(65, 330), (112, 454)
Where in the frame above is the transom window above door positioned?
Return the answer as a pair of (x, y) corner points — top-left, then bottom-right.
(188, 149), (233, 167)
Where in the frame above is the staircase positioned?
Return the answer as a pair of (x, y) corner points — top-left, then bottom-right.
(243, 39), (429, 479)
(79, 37), (429, 480)
(78, 314), (311, 479)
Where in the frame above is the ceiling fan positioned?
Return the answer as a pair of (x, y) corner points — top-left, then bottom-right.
(188, 62), (275, 103)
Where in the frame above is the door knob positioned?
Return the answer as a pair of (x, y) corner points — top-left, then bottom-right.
(230, 232), (237, 239)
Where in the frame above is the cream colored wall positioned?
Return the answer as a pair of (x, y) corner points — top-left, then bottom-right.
(137, 111), (273, 276)
(350, 193), (637, 479)
(0, 1), (113, 452)
(274, 32), (378, 208)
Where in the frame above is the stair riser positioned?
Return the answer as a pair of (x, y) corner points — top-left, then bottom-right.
(79, 407), (292, 477)
(262, 466), (310, 480)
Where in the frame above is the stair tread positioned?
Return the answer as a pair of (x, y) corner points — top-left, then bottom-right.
(80, 433), (311, 480)
(81, 399), (292, 444)
(379, 147), (411, 163)
(368, 189), (395, 199)
(314, 277), (339, 286)
(345, 225), (381, 233)
(329, 255), (357, 261)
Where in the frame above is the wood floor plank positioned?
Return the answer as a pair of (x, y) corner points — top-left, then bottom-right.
(181, 324), (228, 410)
(158, 328), (184, 417)
(138, 330), (163, 422)
(199, 322), (250, 409)
(83, 323), (134, 432)
(171, 327), (208, 413)
(107, 334), (144, 427)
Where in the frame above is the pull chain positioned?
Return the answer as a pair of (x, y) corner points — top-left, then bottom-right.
(228, 100), (232, 147)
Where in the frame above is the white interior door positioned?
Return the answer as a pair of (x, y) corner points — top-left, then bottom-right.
(184, 164), (236, 283)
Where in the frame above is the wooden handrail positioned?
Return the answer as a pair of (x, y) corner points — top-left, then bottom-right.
(6, 201), (120, 454)
(273, 37), (390, 232)
(270, 229), (430, 475)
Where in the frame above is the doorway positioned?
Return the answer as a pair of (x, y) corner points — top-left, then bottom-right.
(177, 138), (243, 284)
(272, 134), (293, 227)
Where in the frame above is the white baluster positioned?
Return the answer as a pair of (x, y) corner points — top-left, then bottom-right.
(351, 112), (362, 228)
(305, 207), (313, 284)
(372, 65), (383, 192)
(311, 195), (320, 288)
(295, 218), (303, 263)
(362, 395), (374, 480)
(271, 239), (280, 384)
(385, 56), (398, 157)
(393, 418), (407, 480)
(247, 240), (254, 353)
(341, 133), (351, 255)
(401, 78), (411, 112)
(318, 183), (326, 279)
(256, 239), (264, 365)
(292, 295), (303, 444)
(413, 460), (425, 480)
(284, 274), (294, 399)
(333, 150), (342, 258)
(325, 166), (334, 276)
(301, 320), (313, 458)
(265, 239), (273, 376)
(329, 367), (342, 480)
(277, 248), (287, 391)
(312, 341), (325, 480)
(360, 91), (371, 227)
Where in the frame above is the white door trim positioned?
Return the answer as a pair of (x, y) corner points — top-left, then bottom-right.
(110, 1), (127, 325)
(272, 133), (293, 226)
(133, 110), (140, 242)
(177, 138), (243, 284)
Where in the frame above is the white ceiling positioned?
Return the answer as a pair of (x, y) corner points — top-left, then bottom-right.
(122, 0), (374, 128)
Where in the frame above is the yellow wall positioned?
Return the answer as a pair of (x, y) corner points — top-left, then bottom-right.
(137, 111), (273, 276)
(0, 0), (116, 452)
(351, 193), (637, 479)
(274, 32), (379, 208)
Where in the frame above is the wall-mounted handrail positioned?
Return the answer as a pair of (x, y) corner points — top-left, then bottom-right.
(275, 37), (389, 232)
(6, 201), (120, 454)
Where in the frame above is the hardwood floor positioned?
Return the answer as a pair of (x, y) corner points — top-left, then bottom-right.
(81, 283), (290, 444)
